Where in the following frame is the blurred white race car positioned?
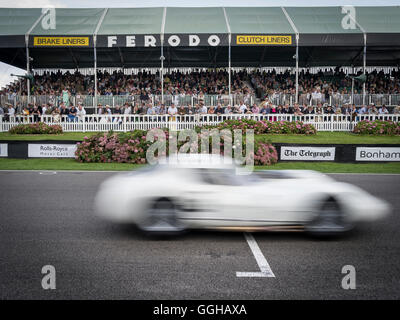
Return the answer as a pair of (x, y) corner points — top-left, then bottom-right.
(94, 154), (391, 236)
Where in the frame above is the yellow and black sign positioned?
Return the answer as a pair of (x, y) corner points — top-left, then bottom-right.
(33, 36), (89, 47)
(235, 35), (292, 45)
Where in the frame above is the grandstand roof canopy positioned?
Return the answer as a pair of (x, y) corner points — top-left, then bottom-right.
(1, 6), (399, 69)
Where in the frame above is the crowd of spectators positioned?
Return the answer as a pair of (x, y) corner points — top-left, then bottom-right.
(251, 68), (400, 104)
(2, 68), (399, 104)
(1, 69), (253, 99)
(1, 98), (399, 123)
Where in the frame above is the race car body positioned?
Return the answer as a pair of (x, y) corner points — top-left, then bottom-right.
(94, 154), (391, 235)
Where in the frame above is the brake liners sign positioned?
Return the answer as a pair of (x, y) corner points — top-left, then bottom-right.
(281, 146), (335, 161)
(33, 36), (89, 46)
(236, 35), (292, 45)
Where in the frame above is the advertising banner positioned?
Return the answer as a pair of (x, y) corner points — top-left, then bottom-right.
(28, 144), (77, 158)
(233, 34), (294, 46)
(356, 147), (400, 162)
(0, 143), (8, 157)
(281, 146), (335, 161)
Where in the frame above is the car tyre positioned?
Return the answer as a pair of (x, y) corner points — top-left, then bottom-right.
(306, 197), (353, 237)
(137, 198), (186, 236)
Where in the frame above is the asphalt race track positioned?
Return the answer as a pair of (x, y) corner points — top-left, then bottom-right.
(0, 171), (399, 299)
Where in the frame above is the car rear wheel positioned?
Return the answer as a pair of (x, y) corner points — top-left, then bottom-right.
(137, 198), (185, 236)
(306, 198), (353, 237)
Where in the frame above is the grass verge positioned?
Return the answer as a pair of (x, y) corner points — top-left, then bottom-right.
(0, 131), (399, 144)
(0, 158), (399, 173)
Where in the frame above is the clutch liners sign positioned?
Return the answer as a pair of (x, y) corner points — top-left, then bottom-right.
(281, 146), (335, 161)
(28, 144), (77, 158)
(236, 35), (292, 45)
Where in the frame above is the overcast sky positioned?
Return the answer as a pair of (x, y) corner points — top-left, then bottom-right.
(0, 0), (398, 89)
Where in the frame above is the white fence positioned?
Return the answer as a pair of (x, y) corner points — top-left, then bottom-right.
(1, 114), (399, 133)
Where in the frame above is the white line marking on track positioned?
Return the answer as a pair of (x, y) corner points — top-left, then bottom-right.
(236, 232), (275, 278)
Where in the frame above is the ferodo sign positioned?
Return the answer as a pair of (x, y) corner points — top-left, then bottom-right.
(28, 144), (77, 158)
(33, 36), (89, 46)
(97, 34), (228, 47)
(234, 34), (293, 46)
(356, 147), (400, 162)
(281, 146), (335, 161)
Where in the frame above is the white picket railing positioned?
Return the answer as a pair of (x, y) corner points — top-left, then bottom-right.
(1, 114), (399, 133)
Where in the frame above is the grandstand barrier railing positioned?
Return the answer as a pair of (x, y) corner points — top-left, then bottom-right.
(0, 94), (255, 111)
(0, 114), (399, 133)
(2, 93), (400, 111)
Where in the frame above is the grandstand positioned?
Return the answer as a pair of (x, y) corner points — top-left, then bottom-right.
(0, 6), (400, 128)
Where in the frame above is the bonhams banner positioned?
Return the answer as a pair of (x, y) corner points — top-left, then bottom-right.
(281, 146), (335, 161)
(0, 143), (7, 157)
(356, 147), (400, 162)
(28, 144), (77, 158)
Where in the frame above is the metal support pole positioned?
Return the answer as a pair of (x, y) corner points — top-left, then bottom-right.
(26, 43), (30, 103)
(351, 77), (354, 104)
(94, 39), (98, 113)
(161, 37), (164, 105)
(363, 34), (367, 106)
(228, 33), (232, 106)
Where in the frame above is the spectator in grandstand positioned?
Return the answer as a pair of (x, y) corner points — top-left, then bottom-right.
(303, 106), (315, 115)
(178, 106), (186, 116)
(325, 106), (335, 114)
(41, 104), (48, 116)
(293, 105), (303, 116)
(369, 105), (379, 115)
(358, 105), (368, 115)
(68, 106), (78, 122)
(52, 106), (61, 122)
(394, 106), (400, 114)
(251, 104), (260, 114)
(31, 105), (41, 122)
(207, 106), (215, 114)
(77, 104), (86, 121)
(341, 104), (352, 115)
(62, 87), (70, 107)
(147, 104), (156, 115)
(224, 105), (232, 114)
(4, 103), (15, 122)
(0, 106), (4, 116)
(199, 104), (208, 114)
(260, 103), (271, 114)
(123, 103), (132, 115)
(60, 103), (69, 121)
(379, 105), (389, 114)
(186, 105), (194, 115)
(239, 103), (247, 114)
(215, 104), (224, 115)
(281, 104), (293, 114)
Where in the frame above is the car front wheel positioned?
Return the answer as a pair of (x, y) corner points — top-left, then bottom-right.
(305, 198), (353, 237)
(137, 198), (185, 236)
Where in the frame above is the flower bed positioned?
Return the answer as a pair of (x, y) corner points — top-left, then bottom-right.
(9, 122), (63, 134)
(196, 119), (317, 135)
(75, 129), (278, 166)
(353, 120), (400, 135)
